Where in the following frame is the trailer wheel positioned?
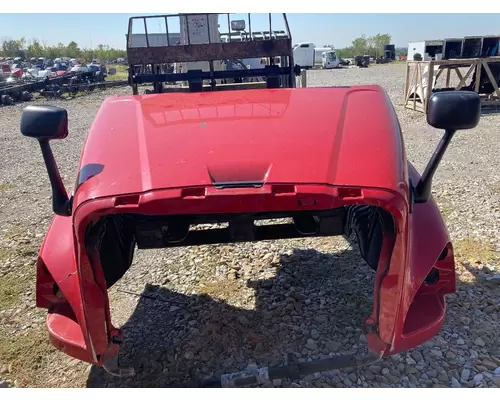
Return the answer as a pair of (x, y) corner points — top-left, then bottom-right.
(1, 95), (13, 105)
(21, 91), (32, 101)
(10, 92), (21, 102)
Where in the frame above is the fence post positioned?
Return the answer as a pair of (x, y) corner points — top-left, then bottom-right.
(301, 69), (307, 87)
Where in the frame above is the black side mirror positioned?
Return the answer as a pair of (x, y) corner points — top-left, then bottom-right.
(414, 90), (481, 204)
(427, 90), (481, 131)
(20, 105), (68, 140)
(20, 105), (71, 216)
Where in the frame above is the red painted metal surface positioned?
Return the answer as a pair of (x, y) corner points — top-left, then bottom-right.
(72, 86), (406, 207)
(34, 85), (456, 370)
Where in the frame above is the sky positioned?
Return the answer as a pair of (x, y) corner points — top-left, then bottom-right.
(1, 13), (500, 50)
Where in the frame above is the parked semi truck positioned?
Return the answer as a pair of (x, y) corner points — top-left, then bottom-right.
(292, 43), (339, 69)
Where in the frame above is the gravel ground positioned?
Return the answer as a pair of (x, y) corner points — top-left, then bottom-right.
(0, 63), (499, 388)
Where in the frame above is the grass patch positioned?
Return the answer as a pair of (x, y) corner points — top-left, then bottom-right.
(0, 183), (15, 191)
(0, 326), (55, 386)
(0, 228), (89, 388)
(0, 323), (88, 388)
(453, 237), (498, 264)
(454, 237), (500, 291)
(0, 235), (39, 312)
(488, 181), (500, 196)
(197, 278), (252, 306)
(0, 242), (50, 387)
(436, 202), (454, 224)
(105, 64), (128, 81)
(0, 270), (32, 312)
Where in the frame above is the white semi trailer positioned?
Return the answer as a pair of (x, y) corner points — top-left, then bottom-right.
(407, 40), (444, 61)
(292, 43), (336, 69)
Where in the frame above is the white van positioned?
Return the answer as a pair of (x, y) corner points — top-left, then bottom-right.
(292, 42), (315, 69)
(321, 51), (340, 69)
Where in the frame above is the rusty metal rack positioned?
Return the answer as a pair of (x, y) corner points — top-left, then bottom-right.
(126, 13), (299, 94)
(220, 30), (290, 42)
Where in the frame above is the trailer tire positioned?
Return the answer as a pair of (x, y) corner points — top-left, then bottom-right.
(21, 91), (32, 101)
(10, 92), (21, 102)
(1, 95), (13, 105)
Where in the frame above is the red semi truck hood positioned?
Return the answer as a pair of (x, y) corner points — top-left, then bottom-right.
(74, 86), (407, 206)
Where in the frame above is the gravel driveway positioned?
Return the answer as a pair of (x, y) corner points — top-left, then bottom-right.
(0, 63), (499, 388)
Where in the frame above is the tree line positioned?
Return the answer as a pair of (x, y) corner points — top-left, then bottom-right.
(324, 33), (405, 59)
(1, 33), (405, 62)
(0, 37), (127, 61)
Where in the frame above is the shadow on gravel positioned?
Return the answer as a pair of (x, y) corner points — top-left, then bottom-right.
(86, 246), (376, 388)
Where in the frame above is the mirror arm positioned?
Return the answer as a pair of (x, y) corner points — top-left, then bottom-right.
(39, 140), (72, 216)
(414, 128), (456, 204)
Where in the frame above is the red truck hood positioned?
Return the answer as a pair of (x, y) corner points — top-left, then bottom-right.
(75, 87), (407, 204)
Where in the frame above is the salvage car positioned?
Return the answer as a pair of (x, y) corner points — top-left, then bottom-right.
(21, 13), (480, 387)
(70, 63), (89, 73)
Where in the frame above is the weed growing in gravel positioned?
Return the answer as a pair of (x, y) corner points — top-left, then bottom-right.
(0, 183), (16, 191)
(0, 326), (55, 386)
(454, 237), (497, 265)
(454, 237), (500, 292)
(0, 270), (30, 311)
(0, 238), (37, 312)
(0, 230), (57, 387)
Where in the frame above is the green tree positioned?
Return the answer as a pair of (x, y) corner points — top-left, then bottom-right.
(45, 42), (66, 59)
(351, 35), (368, 56)
(333, 33), (393, 59)
(372, 33), (392, 58)
(396, 48), (407, 57)
(66, 41), (81, 58)
(2, 38), (24, 58)
(1, 37), (127, 61)
(26, 39), (44, 59)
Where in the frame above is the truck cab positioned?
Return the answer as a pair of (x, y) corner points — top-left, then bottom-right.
(292, 42), (315, 69)
(322, 51), (340, 69)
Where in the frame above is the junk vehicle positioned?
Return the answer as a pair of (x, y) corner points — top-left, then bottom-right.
(21, 12), (480, 387)
(321, 50), (340, 69)
(88, 63), (107, 80)
(1, 63), (11, 75)
(355, 55), (371, 68)
(339, 58), (351, 66)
